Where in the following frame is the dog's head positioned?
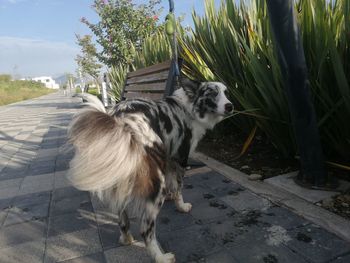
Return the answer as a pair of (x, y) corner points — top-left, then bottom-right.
(178, 78), (234, 128)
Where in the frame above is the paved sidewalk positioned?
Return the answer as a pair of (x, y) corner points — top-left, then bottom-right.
(0, 93), (349, 263)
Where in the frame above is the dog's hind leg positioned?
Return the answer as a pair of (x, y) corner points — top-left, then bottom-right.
(141, 186), (175, 263)
(118, 211), (134, 245)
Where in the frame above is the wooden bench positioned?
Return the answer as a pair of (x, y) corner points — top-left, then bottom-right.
(121, 59), (181, 101)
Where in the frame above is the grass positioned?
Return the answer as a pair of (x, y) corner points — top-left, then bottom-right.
(0, 78), (55, 106)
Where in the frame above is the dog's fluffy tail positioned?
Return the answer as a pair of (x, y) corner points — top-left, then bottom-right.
(67, 96), (164, 208)
(82, 93), (106, 113)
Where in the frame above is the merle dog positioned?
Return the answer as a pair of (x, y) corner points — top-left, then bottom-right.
(67, 79), (233, 263)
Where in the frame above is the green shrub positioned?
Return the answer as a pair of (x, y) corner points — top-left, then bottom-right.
(0, 74), (11, 82)
(179, 0), (350, 161)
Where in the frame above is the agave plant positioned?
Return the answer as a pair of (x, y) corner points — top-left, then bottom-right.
(133, 28), (173, 70)
(108, 63), (128, 102)
(180, 0), (350, 162)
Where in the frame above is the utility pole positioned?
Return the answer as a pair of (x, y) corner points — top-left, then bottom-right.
(266, 0), (333, 188)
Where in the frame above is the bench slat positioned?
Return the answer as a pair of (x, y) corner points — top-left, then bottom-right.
(124, 92), (164, 100)
(124, 82), (166, 92)
(126, 70), (169, 85)
(127, 60), (172, 78)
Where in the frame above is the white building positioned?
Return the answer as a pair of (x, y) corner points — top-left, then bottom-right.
(32, 76), (59, 89)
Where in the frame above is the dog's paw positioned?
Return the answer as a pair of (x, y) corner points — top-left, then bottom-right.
(177, 202), (192, 213)
(119, 233), (134, 245)
(156, 252), (176, 263)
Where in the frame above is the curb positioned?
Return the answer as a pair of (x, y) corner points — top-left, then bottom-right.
(193, 152), (350, 243)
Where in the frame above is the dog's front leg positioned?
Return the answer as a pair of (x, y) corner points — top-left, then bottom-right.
(175, 191), (192, 213)
(173, 162), (192, 213)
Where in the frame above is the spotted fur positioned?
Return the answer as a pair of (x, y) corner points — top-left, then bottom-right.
(67, 79), (233, 263)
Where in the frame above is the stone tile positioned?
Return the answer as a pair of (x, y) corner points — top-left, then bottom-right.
(5, 202), (49, 226)
(265, 172), (340, 203)
(286, 224), (350, 263)
(53, 186), (87, 201)
(0, 210), (8, 227)
(330, 253), (350, 263)
(90, 196), (119, 226)
(159, 225), (221, 262)
(98, 220), (142, 250)
(208, 221), (308, 263)
(104, 245), (152, 263)
(54, 171), (72, 189)
(0, 177), (23, 190)
(50, 192), (92, 216)
(204, 249), (238, 263)
(0, 238), (45, 263)
(189, 197), (235, 224)
(55, 159), (70, 172)
(60, 252), (107, 263)
(259, 205), (309, 230)
(28, 166), (56, 176)
(220, 190), (271, 212)
(0, 186), (20, 200)
(157, 201), (196, 233)
(0, 169), (28, 181)
(45, 228), (102, 263)
(19, 173), (54, 194)
(0, 219), (47, 248)
(49, 210), (97, 237)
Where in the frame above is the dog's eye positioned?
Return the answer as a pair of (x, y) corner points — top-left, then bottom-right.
(208, 89), (218, 97)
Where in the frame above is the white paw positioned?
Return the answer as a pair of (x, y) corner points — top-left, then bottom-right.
(177, 202), (192, 213)
(156, 252), (176, 263)
(119, 233), (134, 245)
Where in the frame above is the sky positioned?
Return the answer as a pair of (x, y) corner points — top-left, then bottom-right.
(0, 0), (221, 78)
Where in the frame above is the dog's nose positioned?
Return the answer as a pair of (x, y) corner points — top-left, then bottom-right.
(224, 103), (233, 114)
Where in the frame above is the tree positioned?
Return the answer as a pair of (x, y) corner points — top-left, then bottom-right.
(81, 0), (161, 67)
(75, 34), (103, 92)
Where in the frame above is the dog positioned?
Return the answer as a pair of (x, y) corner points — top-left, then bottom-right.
(67, 78), (233, 263)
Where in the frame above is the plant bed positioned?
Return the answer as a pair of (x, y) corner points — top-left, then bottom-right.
(197, 128), (298, 180)
(197, 126), (350, 221)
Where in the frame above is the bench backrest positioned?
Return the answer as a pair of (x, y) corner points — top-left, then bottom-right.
(121, 59), (179, 101)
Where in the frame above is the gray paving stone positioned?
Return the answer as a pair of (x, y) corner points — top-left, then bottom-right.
(19, 173), (54, 194)
(0, 186), (20, 200)
(189, 197), (235, 223)
(104, 245), (152, 263)
(98, 219), (142, 251)
(158, 201), (196, 232)
(259, 205), (309, 230)
(286, 224), (350, 263)
(0, 210), (8, 227)
(0, 178), (23, 190)
(220, 190), (271, 212)
(0, 219), (47, 248)
(90, 195), (119, 226)
(54, 170), (72, 189)
(50, 192), (93, 216)
(60, 252), (107, 263)
(45, 228), (102, 263)
(330, 253), (350, 263)
(159, 225), (221, 262)
(53, 186), (87, 201)
(5, 202), (49, 226)
(0, 238), (45, 263)
(49, 210), (97, 237)
(204, 249), (238, 263)
(209, 221), (308, 263)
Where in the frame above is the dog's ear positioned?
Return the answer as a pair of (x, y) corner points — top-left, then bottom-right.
(180, 77), (201, 100)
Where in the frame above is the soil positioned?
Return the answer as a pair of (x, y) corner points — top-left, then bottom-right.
(197, 129), (299, 179)
(197, 127), (350, 220)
